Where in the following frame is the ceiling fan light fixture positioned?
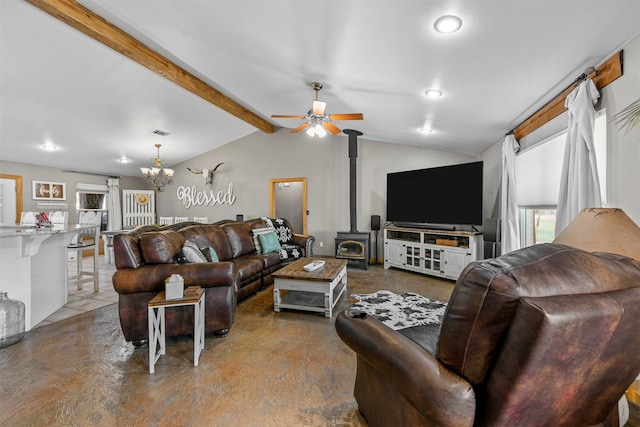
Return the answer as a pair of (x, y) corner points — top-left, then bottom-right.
(307, 123), (327, 138)
(312, 100), (326, 115)
(272, 81), (362, 136)
(434, 15), (462, 33)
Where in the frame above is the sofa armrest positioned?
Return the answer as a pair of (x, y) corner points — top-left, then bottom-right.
(291, 233), (315, 257)
(113, 261), (238, 295)
(335, 309), (475, 427)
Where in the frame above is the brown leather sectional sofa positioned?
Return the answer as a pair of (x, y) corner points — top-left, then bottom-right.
(112, 218), (315, 345)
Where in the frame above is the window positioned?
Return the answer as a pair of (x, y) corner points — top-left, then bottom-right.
(76, 183), (109, 231)
(516, 109), (607, 247)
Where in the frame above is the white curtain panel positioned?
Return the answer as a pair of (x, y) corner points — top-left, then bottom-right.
(107, 178), (122, 231)
(555, 79), (602, 236)
(501, 134), (521, 254)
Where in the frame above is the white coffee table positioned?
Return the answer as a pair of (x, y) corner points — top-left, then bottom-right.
(147, 288), (205, 374)
(272, 258), (348, 318)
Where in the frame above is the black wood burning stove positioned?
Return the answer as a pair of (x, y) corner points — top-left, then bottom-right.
(335, 129), (369, 270)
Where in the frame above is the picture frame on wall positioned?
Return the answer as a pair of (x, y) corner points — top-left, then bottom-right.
(32, 181), (66, 200)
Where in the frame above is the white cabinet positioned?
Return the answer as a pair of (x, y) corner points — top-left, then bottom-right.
(442, 248), (472, 279)
(384, 226), (482, 280)
(385, 239), (404, 267)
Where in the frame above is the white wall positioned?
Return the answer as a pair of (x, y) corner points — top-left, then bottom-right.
(0, 160), (143, 225)
(480, 32), (640, 227)
(601, 34), (640, 223)
(157, 128), (476, 256)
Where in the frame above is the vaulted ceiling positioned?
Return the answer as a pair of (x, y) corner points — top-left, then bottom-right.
(1, 0), (639, 177)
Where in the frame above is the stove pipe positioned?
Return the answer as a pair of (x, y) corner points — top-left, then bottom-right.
(343, 129), (363, 233)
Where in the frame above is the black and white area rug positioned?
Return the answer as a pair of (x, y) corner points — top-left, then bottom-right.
(350, 290), (447, 331)
(350, 290), (447, 354)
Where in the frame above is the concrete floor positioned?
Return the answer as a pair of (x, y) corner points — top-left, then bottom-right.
(1, 261), (638, 426)
(1, 263), (455, 426)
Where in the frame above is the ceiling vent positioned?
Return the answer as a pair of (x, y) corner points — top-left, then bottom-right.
(152, 129), (170, 136)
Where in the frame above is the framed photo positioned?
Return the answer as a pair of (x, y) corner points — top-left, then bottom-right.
(32, 181), (66, 200)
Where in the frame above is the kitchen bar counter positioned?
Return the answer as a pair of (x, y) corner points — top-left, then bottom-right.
(0, 225), (95, 330)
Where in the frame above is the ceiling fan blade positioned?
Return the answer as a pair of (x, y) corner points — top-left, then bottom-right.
(329, 113), (364, 121)
(312, 100), (326, 115)
(271, 114), (307, 119)
(323, 122), (341, 135)
(291, 122), (311, 133)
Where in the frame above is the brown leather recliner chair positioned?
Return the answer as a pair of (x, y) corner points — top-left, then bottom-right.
(336, 243), (640, 426)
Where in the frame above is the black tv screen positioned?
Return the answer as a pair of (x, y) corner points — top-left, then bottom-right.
(386, 161), (483, 227)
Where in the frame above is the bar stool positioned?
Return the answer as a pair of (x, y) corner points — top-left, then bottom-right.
(159, 216), (174, 225)
(67, 212), (100, 292)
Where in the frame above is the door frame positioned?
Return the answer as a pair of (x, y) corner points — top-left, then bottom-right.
(269, 177), (307, 234)
(0, 173), (23, 225)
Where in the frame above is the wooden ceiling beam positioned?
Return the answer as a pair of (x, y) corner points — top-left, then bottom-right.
(25, 0), (275, 134)
(513, 51), (623, 141)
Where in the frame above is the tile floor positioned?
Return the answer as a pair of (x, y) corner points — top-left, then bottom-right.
(34, 253), (118, 328)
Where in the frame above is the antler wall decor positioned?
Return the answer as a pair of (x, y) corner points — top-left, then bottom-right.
(187, 162), (225, 185)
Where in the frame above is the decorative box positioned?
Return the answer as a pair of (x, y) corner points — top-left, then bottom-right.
(165, 274), (184, 300)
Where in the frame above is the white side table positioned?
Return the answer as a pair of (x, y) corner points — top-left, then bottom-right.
(147, 288), (205, 374)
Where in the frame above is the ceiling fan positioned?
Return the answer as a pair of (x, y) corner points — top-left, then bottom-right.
(271, 82), (363, 137)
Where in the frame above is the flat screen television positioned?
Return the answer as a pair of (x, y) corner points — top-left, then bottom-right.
(386, 161), (483, 228)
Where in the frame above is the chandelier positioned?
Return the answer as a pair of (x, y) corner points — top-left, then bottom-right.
(140, 144), (175, 192)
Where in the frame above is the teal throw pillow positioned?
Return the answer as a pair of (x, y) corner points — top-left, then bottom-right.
(259, 231), (282, 254)
(207, 246), (219, 262)
(199, 246), (219, 262)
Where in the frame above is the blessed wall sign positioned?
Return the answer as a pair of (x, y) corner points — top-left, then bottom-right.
(176, 183), (236, 208)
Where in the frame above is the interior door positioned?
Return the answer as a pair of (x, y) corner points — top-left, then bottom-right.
(269, 177), (307, 234)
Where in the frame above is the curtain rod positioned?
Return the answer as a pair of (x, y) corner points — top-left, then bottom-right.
(507, 50), (623, 140)
(63, 169), (120, 179)
(506, 66), (597, 137)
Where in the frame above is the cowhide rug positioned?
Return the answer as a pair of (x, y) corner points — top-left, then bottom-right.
(349, 290), (447, 354)
(350, 290), (447, 330)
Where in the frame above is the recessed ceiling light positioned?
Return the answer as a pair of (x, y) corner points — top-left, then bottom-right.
(434, 15), (462, 33)
(41, 144), (57, 151)
(419, 128), (433, 134)
(425, 89), (443, 98)
(118, 157), (131, 163)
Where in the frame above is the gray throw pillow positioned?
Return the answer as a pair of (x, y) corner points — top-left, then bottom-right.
(182, 240), (208, 263)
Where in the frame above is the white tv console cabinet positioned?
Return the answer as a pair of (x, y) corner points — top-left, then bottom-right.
(384, 226), (483, 280)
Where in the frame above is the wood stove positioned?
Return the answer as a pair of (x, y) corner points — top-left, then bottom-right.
(335, 129), (369, 270)
(335, 232), (369, 270)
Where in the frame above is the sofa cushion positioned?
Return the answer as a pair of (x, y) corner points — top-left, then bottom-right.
(261, 217), (293, 244)
(139, 230), (185, 264)
(113, 225), (159, 269)
(242, 252), (281, 270)
(259, 231), (282, 254)
(180, 224), (233, 261)
(182, 240), (208, 263)
(228, 257), (263, 282)
(221, 222), (256, 258)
